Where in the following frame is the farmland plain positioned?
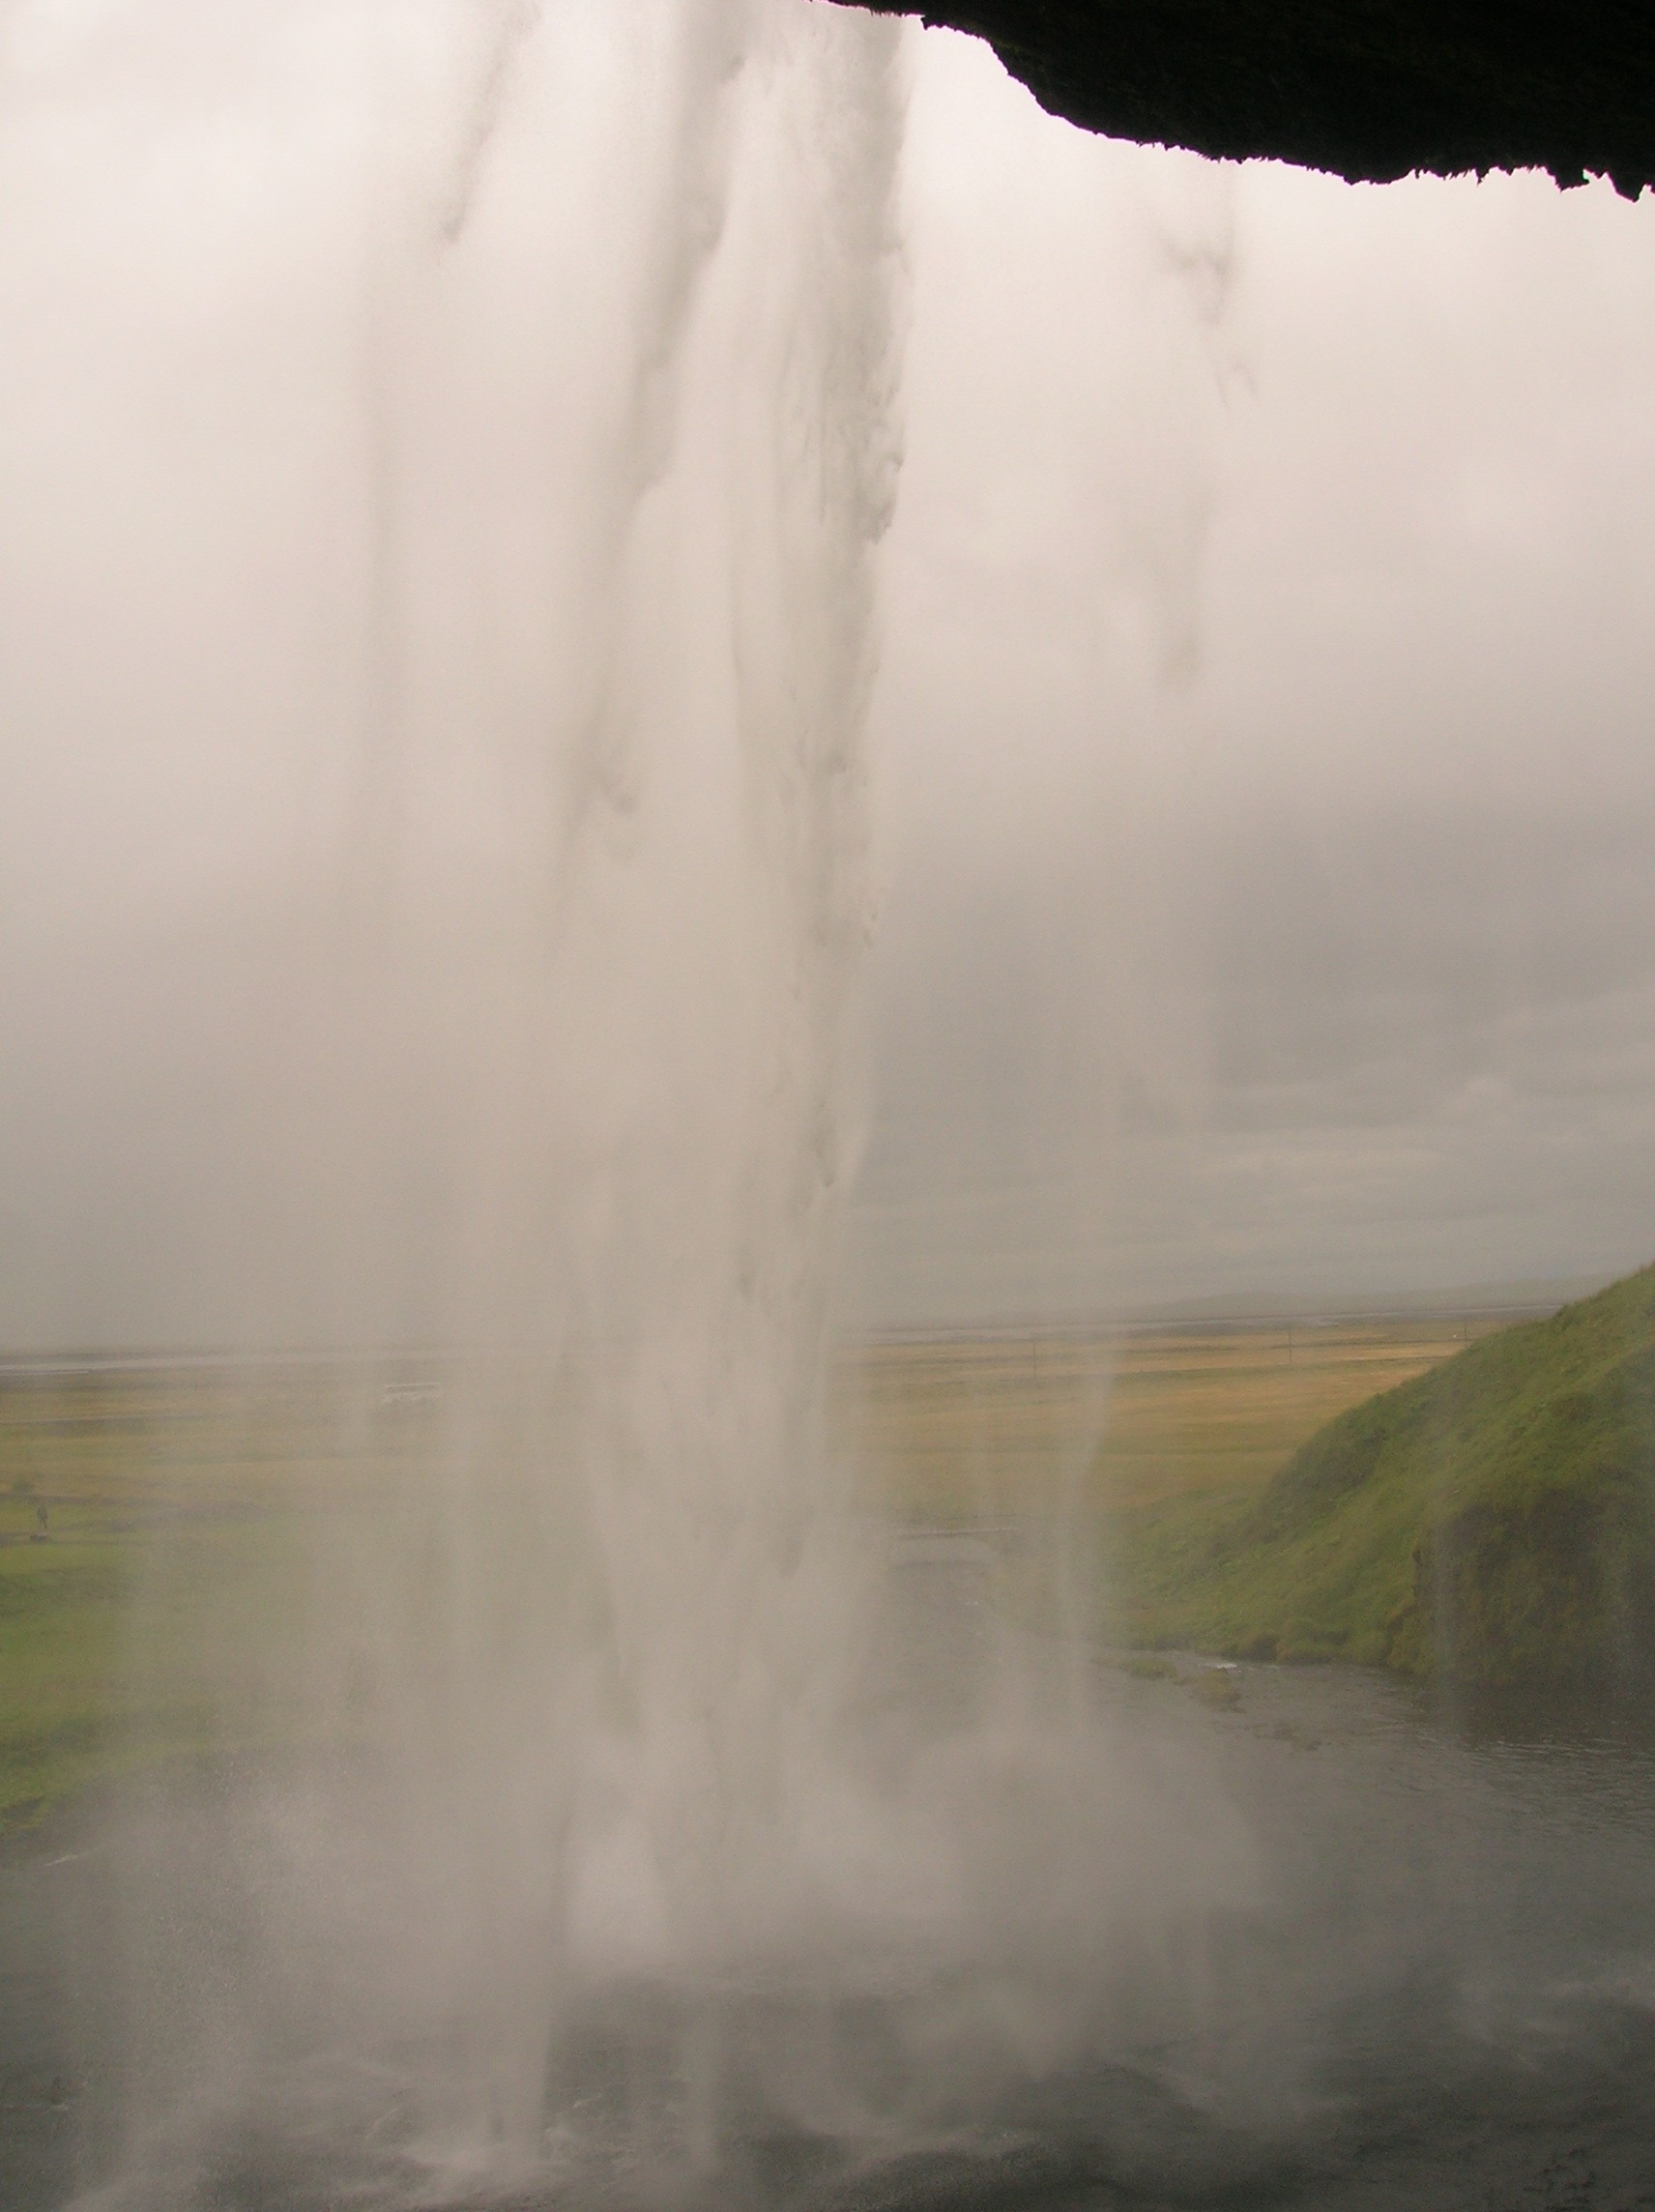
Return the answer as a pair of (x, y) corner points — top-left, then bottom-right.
(1, 1316), (1508, 1828)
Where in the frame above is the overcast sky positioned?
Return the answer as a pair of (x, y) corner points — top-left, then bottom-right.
(1, 5), (1652, 1348)
(850, 30), (1655, 1325)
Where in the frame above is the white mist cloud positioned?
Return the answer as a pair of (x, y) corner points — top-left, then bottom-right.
(846, 28), (1655, 1324)
(1, 8), (1653, 1347)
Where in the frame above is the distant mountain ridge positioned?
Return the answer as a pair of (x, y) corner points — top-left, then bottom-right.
(1121, 1261), (1655, 1692)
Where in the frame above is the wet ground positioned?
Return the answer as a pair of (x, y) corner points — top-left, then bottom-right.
(6, 1545), (1655, 2210)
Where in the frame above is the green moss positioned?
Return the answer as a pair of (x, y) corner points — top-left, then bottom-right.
(1109, 1263), (1655, 1692)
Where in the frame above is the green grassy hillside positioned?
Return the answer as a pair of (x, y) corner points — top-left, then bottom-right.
(1112, 1264), (1655, 1689)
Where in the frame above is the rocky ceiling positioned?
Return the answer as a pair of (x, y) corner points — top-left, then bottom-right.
(858, 2), (1655, 199)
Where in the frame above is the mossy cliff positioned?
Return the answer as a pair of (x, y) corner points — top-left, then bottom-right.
(1116, 1263), (1655, 1691)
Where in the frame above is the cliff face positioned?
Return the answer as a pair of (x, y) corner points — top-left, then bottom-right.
(1118, 1266), (1655, 1697)
(859, 2), (1655, 198)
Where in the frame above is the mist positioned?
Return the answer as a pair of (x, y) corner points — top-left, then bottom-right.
(1, 12), (1653, 1353)
(852, 34), (1655, 1325)
(4, 13), (1655, 2212)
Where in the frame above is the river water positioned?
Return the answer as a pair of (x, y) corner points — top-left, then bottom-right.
(6, 1538), (1655, 2212)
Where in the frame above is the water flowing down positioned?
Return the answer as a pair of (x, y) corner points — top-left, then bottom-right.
(102, 0), (914, 2189)
(32, 6), (1167, 2200)
(11, 11), (1653, 2212)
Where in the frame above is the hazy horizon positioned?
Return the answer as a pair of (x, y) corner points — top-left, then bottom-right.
(1, 12), (1652, 1350)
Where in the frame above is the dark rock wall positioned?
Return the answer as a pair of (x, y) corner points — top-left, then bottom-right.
(858, 2), (1655, 197)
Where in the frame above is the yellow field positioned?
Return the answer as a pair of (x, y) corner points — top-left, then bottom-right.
(1, 1321), (1499, 1548)
(837, 1317), (1502, 1523)
(1, 1317), (1512, 1822)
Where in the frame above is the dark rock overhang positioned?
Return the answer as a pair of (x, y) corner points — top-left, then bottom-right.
(858, 2), (1654, 198)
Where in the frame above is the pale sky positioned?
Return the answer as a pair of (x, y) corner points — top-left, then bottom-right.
(1, 5), (1653, 1348)
(849, 30), (1655, 1325)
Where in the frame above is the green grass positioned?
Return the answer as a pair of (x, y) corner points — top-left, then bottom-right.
(0, 1365), (435, 1830)
(0, 1358), (619, 1832)
(0, 1497), (325, 1827)
(0, 1537), (127, 1817)
(5, 1290), (1626, 1830)
(837, 1317), (1491, 1668)
(1109, 1265), (1655, 1687)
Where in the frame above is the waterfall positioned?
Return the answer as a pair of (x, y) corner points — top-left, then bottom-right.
(99, 1), (917, 2196)
(78, 12), (1252, 2204)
